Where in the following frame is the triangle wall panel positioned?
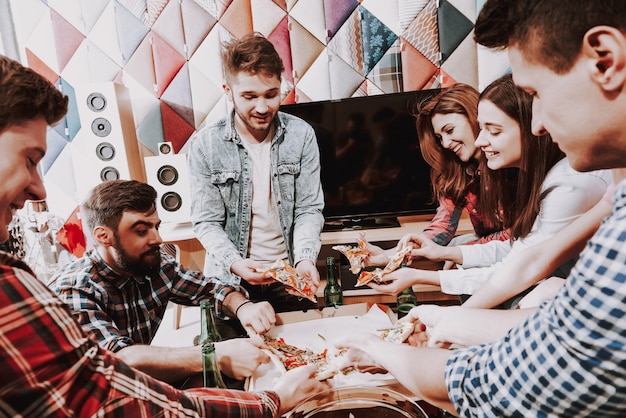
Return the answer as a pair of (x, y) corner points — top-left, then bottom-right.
(288, 17), (325, 84)
(188, 24), (230, 86)
(137, 102), (165, 152)
(161, 101), (196, 153)
(25, 48), (59, 85)
(366, 39), (403, 94)
(400, 39), (438, 91)
(48, 0), (88, 35)
(188, 61), (224, 129)
(438, 0), (474, 64)
(123, 34), (157, 96)
(26, 10), (60, 73)
(327, 9), (363, 76)
(360, 0), (400, 35)
(268, 16), (294, 85)
(251, 0), (285, 37)
(360, 6), (398, 76)
(88, 1), (125, 65)
(114, 2), (150, 64)
(328, 51), (365, 100)
(398, 0), (428, 33)
(441, 29), (478, 87)
(41, 127), (69, 175)
(289, 0), (327, 45)
(151, 0), (186, 57)
(402, 0), (439, 66)
(161, 63), (195, 127)
(118, 0), (148, 22)
(181, 0), (217, 58)
(323, 0), (359, 42)
(151, 32), (187, 97)
(220, 0), (253, 39)
(146, 0), (169, 26)
(50, 8), (86, 73)
(295, 50), (331, 102)
(9, 0), (49, 53)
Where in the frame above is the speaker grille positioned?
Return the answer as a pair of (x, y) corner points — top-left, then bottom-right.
(157, 165), (178, 186)
(91, 117), (112, 137)
(158, 142), (172, 155)
(161, 192), (183, 212)
(86, 92), (107, 112)
(95, 142), (115, 161)
(100, 167), (120, 181)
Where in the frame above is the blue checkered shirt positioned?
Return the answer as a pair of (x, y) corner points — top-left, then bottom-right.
(445, 180), (626, 417)
(49, 249), (239, 352)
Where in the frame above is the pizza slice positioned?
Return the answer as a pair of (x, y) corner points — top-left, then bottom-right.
(332, 234), (369, 274)
(264, 259), (317, 302)
(355, 246), (412, 287)
(263, 335), (344, 381)
(377, 321), (414, 344)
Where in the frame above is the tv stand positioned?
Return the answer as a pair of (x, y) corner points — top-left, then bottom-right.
(323, 216), (401, 232)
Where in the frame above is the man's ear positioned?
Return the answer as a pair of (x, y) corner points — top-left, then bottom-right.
(93, 226), (113, 247)
(223, 83), (232, 101)
(583, 26), (626, 92)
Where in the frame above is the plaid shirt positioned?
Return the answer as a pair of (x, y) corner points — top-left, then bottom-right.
(445, 180), (626, 417)
(48, 249), (239, 352)
(0, 253), (279, 417)
(422, 169), (510, 246)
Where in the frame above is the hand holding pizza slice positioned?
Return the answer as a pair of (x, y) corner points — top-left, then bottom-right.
(264, 259), (317, 302)
(332, 234), (370, 274)
(355, 246), (412, 287)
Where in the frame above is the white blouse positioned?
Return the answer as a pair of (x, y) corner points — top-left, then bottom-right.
(439, 158), (612, 295)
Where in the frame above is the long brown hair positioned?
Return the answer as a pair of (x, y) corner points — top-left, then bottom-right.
(479, 74), (564, 240)
(416, 84), (481, 206)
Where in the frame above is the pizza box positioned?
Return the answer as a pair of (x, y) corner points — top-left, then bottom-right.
(248, 303), (404, 392)
(274, 302), (396, 325)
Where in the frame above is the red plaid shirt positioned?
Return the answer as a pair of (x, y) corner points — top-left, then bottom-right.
(421, 169), (510, 245)
(0, 253), (280, 417)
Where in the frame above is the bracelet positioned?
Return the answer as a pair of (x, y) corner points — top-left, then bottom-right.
(235, 300), (253, 317)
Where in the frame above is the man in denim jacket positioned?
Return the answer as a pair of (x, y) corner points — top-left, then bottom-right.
(189, 33), (324, 335)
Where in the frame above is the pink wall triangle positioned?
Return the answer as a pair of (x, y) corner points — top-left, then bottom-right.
(50, 8), (85, 72)
(151, 32), (187, 97)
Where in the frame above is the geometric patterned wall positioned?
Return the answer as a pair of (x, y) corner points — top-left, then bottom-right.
(8, 0), (479, 222)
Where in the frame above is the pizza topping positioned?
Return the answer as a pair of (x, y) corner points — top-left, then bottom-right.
(332, 235), (369, 274)
(355, 246), (412, 287)
(378, 321), (414, 344)
(263, 335), (344, 380)
(264, 260), (317, 302)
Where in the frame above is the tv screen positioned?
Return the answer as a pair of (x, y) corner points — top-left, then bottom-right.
(281, 90), (440, 231)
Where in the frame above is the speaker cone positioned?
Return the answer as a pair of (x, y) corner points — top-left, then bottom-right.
(159, 142), (172, 155)
(86, 92), (107, 112)
(161, 192), (182, 212)
(100, 166), (120, 181)
(95, 142), (115, 161)
(157, 165), (178, 186)
(92, 117), (112, 137)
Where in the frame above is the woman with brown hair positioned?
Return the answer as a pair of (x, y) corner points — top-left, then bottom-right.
(370, 74), (611, 297)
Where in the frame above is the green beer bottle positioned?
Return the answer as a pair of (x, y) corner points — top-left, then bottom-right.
(396, 263), (417, 318)
(202, 342), (226, 388)
(324, 256), (343, 307)
(199, 300), (221, 346)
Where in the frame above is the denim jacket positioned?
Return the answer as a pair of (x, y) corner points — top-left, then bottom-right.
(188, 111), (325, 286)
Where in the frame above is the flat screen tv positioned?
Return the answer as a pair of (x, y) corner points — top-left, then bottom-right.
(280, 90), (440, 231)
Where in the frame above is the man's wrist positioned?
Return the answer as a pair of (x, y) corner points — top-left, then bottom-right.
(235, 300), (253, 317)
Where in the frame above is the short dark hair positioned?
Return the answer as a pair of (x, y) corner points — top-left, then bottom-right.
(474, 0), (626, 73)
(0, 55), (68, 133)
(82, 180), (157, 234)
(221, 32), (284, 83)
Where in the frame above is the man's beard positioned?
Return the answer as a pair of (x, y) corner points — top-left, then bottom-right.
(234, 106), (274, 134)
(111, 233), (161, 277)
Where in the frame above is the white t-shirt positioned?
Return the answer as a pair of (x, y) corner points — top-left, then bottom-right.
(241, 137), (288, 265)
(439, 158), (612, 295)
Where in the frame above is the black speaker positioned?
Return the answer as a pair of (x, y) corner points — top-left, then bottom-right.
(144, 142), (191, 223)
(71, 82), (145, 201)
